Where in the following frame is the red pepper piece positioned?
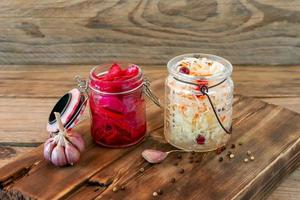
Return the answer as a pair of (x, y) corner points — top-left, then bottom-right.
(196, 134), (206, 145)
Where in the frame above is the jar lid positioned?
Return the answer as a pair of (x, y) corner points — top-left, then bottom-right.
(47, 88), (87, 133)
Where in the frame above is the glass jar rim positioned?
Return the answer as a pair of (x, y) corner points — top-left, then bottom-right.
(89, 63), (144, 94)
(167, 53), (233, 81)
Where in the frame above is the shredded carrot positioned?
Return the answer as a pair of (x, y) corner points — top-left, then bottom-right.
(180, 62), (189, 67)
(221, 116), (226, 122)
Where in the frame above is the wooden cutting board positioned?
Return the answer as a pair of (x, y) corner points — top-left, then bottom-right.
(0, 95), (299, 200)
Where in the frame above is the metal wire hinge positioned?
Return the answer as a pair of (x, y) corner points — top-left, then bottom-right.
(143, 78), (162, 108)
(74, 75), (89, 95)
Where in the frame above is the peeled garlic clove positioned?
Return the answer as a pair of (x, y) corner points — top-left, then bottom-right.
(44, 138), (55, 162)
(51, 145), (67, 167)
(65, 141), (80, 165)
(142, 149), (168, 164)
(67, 132), (85, 153)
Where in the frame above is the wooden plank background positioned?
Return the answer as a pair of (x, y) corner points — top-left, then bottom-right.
(0, 0), (299, 199)
(0, 0), (299, 65)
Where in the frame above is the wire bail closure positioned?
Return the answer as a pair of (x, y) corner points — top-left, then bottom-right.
(143, 78), (162, 108)
(174, 77), (232, 134)
(75, 75), (89, 96)
(199, 85), (232, 134)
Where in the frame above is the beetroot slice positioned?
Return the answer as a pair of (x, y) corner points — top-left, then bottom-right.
(123, 65), (139, 77)
(106, 63), (122, 79)
(99, 96), (125, 113)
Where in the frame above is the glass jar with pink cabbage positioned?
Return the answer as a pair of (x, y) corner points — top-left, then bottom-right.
(89, 63), (146, 148)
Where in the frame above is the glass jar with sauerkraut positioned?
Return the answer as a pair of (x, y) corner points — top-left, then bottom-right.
(164, 53), (234, 152)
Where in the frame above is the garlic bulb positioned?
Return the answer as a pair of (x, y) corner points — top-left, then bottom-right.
(44, 112), (85, 167)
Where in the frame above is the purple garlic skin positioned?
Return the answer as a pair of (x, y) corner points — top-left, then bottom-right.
(44, 138), (55, 161)
(67, 132), (85, 152)
(43, 130), (85, 167)
(51, 145), (68, 167)
(65, 141), (81, 165)
(142, 149), (168, 164)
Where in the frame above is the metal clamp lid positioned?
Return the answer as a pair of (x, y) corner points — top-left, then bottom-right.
(46, 77), (88, 134)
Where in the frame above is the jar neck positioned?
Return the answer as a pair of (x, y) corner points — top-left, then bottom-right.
(89, 64), (144, 94)
(167, 53), (232, 86)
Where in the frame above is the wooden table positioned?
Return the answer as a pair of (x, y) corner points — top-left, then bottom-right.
(0, 0), (299, 199)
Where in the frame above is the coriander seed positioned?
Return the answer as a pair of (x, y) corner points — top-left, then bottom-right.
(227, 151), (232, 156)
(112, 186), (118, 192)
(153, 192), (158, 197)
(139, 167), (145, 173)
(244, 158), (249, 163)
(250, 156), (255, 161)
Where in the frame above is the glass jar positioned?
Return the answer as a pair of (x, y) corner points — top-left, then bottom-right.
(164, 53), (234, 152)
(89, 63), (146, 148)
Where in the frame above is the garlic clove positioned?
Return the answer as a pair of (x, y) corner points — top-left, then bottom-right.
(44, 138), (56, 162)
(51, 145), (67, 167)
(65, 141), (81, 165)
(67, 131), (85, 153)
(142, 149), (168, 164)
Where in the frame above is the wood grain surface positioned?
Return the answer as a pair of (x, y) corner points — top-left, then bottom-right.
(0, 65), (299, 199)
(0, 0), (299, 65)
(0, 94), (299, 200)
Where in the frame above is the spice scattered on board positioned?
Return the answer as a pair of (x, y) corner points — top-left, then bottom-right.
(179, 168), (185, 174)
(216, 142), (256, 164)
(158, 189), (163, 195)
(171, 178), (176, 183)
(112, 186), (118, 192)
(139, 167), (145, 173)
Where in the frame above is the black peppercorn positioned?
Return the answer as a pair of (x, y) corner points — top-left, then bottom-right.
(158, 189), (163, 195)
(171, 178), (176, 183)
(179, 168), (185, 174)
